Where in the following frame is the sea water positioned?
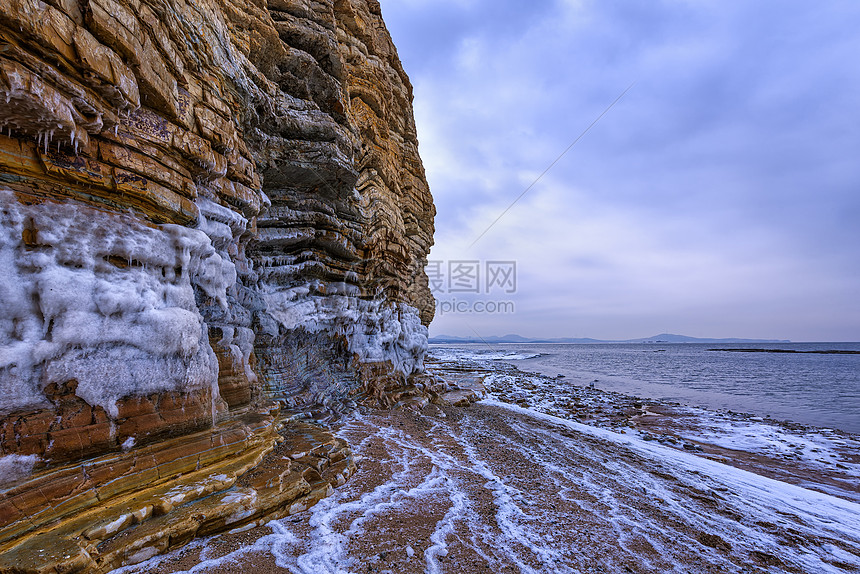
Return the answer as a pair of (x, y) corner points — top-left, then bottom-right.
(430, 342), (860, 433)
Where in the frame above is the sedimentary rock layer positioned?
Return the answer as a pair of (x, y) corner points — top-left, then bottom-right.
(0, 0), (434, 570)
(0, 416), (356, 573)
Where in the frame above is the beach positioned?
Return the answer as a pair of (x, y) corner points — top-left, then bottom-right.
(112, 360), (860, 574)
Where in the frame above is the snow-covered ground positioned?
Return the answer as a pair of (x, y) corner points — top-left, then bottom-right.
(475, 364), (860, 505)
(116, 397), (860, 574)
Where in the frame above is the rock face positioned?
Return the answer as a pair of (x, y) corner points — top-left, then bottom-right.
(0, 0), (433, 569)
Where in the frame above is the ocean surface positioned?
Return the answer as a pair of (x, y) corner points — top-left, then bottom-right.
(430, 342), (860, 433)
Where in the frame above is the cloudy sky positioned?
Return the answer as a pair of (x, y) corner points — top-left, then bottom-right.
(380, 0), (860, 342)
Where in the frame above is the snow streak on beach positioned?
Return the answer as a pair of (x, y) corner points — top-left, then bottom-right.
(120, 401), (860, 574)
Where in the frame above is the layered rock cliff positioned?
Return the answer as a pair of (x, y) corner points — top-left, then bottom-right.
(0, 0), (434, 570)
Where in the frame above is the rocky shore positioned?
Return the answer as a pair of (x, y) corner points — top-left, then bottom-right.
(109, 360), (860, 574)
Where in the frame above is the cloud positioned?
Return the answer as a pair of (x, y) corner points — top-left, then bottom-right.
(381, 0), (860, 341)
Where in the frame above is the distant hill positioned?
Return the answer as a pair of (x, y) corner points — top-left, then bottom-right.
(428, 333), (790, 344)
(626, 333), (791, 344)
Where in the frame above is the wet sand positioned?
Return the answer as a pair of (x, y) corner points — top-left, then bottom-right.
(115, 400), (860, 574)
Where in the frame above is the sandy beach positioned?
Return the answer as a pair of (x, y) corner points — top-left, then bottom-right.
(113, 380), (860, 574)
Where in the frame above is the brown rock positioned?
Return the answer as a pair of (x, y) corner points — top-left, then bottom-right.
(0, 0), (433, 569)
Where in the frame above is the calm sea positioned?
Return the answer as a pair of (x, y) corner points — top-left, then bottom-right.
(432, 342), (860, 433)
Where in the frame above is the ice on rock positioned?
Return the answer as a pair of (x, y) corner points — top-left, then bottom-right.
(196, 197), (248, 251)
(218, 326), (258, 385)
(0, 454), (39, 487)
(0, 189), (232, 416)
(194, 196), (256, 389)
(263, 286), (428, 377)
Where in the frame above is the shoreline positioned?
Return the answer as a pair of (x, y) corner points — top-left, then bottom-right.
(503, 358), (858, 435)
(439, 356), (860, 505)
(428, 341), (860, 433)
